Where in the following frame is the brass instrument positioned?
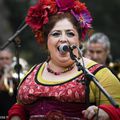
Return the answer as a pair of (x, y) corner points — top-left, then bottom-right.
(2, 57), (29, 96)
(12, 57), (29, 79)
(3, 65), (14, 96)
(108, 60), (120, 80)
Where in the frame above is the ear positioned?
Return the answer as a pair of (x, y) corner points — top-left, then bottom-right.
(107, 50), (110, 55)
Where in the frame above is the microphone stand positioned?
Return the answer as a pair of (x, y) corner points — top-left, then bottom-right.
(69, 46), (119, 108)
(14, 37), (22, 83)
(0, 24), (28, 83)
(0, 24), (28, 50)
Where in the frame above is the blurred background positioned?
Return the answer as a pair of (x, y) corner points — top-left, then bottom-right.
(0, 0), (120, 66)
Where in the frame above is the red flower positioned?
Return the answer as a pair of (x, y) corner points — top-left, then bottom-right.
(25, 0), (57, 31)
(73, 1), (87, 14)
(39, 0), (57, 14)
(25, 0), (93, 42)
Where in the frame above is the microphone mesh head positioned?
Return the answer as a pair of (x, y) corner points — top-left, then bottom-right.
(58, 44), (69, 53)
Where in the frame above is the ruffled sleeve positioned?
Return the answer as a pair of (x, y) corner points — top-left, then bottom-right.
(99, 104), (120, 120)
(7, 103), (29, 120)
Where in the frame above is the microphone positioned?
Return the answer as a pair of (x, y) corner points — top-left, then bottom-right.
(57, 44), (69, 53)
(58, 44), (77, 53)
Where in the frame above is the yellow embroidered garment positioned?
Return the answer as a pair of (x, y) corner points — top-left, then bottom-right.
(17, 60), (120, 106)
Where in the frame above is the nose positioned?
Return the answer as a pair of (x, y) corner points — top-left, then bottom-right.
(92, 52), (99, 60)
(59, 33), (68, 42)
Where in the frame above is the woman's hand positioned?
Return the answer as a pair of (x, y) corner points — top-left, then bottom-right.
(10, 116), (21, 120)
(82, 105), (110, 120)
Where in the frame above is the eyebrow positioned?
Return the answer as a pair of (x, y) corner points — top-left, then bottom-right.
(66, 30), (74, 32)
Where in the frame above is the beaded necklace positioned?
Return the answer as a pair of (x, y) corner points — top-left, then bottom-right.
(47, 63), (74, 75)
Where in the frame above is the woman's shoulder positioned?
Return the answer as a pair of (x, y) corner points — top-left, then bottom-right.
(83, 57), (102, 68)
(17, 62), (46, 88)
(83, 57), (106, 75)
(25, 63), (43, 74)
(83, 57), (98, 66)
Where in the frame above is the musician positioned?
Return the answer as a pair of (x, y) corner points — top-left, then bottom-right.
(85, 32), (111, 65)
(86, 32), (120, 80)
(0, 49), (17, 118)
(8, 0), (120, 120)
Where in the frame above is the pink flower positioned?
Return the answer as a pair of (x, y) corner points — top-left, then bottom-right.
(56, 0), (74, 11)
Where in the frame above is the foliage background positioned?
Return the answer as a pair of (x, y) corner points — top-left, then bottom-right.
(0, 0), (120, 66)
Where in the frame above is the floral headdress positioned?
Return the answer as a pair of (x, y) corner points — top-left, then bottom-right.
(25, 0), (92, 43)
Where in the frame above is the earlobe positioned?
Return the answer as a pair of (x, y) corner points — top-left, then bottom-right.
(107, 50), (110, 55)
